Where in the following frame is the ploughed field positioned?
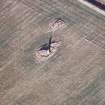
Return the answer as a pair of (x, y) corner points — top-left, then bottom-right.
(0, 0), (105, 105)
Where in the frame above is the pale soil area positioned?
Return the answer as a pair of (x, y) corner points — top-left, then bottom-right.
(98, 0), (105, 4)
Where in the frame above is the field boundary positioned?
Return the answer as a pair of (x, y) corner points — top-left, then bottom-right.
(77, 0), (105, 16)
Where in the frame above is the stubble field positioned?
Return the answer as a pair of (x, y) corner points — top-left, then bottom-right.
(0, 0), (105, 105)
